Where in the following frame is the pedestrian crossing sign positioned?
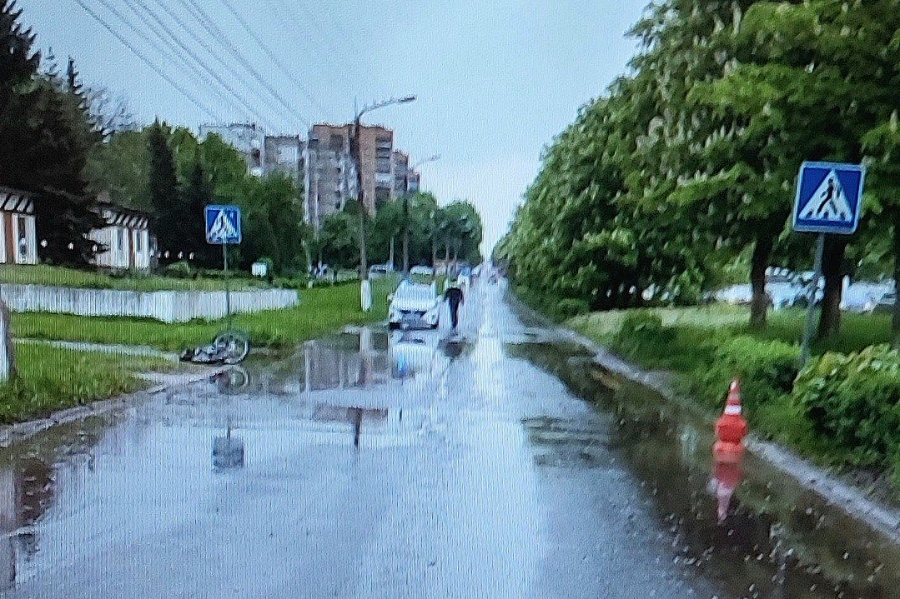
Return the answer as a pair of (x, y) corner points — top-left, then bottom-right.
(792, 161), (865, 235)
(205, 205), (242, 244)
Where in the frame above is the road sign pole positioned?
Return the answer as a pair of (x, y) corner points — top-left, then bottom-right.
(800, 233), (825, 368)
(223, 242), (231, 329)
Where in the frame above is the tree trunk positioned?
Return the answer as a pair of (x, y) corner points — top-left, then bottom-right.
(0, 298), (14, 382)
(749, 235), (774, 329)
(817, 236), (847, 339)
(893, 210), (900, 345)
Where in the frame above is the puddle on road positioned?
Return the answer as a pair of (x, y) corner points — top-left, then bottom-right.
(510, 341), (900, 599)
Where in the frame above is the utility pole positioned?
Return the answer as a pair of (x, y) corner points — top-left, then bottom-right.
(350, 95), (416, 310)
(350, 115), (370, 311)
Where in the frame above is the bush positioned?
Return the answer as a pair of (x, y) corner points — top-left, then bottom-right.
(556, 298), (590, 319)
(164, 261), (193, 278)
(694, 335), (800, 414)
(792, 345), (900, 468)
(616, 310), (674, 344)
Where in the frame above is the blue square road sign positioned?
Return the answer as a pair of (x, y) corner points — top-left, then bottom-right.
(205, 205), (242, 244)
(792, 161), (865, 235)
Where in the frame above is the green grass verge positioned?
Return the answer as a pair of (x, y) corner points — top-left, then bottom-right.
(0, 264), (266, 291)
(567, 303), (899, 496)
(568, 305), (892, 374)
(0, 342), (175, 424)
(10, 277), (397, 352)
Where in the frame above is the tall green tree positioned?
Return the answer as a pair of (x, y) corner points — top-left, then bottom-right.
(147, 121), (181, 260)
(0, 4), (101, 265)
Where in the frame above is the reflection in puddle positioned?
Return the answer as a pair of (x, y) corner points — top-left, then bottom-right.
(510, 341), (900, 599)
(0, 417), (111, 591)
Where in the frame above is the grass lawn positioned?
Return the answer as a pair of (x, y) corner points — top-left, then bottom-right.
(568, 304), (893, 374)
(0, 264), (265, 291)
(10, 277), (398, 352)
(0, 342), (176, 424)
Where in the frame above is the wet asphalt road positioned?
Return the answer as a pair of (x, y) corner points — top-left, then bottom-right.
(1, 280), (899, 598)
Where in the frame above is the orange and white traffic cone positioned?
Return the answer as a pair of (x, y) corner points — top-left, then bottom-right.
(714, 378), (748, 463)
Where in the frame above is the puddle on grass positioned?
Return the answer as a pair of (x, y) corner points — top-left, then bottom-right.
(510, 341), (900, 599)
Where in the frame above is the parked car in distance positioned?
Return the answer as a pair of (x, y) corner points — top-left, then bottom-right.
(369, 263), (392, 278)
(388, 280), (441, 330)
(873, 291), (896, 315)
(409, 265), (434, 277)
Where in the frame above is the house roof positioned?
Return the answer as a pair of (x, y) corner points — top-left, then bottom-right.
(0, 186), (34, 214)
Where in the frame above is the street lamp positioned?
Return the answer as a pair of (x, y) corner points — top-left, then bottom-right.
(402, 154), (440, 279)
(350, 95), (416, 311)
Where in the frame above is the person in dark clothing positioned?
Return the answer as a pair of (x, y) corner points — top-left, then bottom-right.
(444, 284), (465, 330)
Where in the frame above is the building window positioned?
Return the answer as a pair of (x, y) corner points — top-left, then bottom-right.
(376, 157), (392, 173)
(134, 230), (142, 252)
(117, 228), (125, 255)
(16, 216), (27, 261)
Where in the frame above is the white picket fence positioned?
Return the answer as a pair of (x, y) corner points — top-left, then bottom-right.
(0, 284), (299, 323)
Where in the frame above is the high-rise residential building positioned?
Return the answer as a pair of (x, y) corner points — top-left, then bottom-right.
(199, 124), (307, 183)
(407, 170), (421, 194)
(304, 123), (396, 227)
(392, 150), (409, 198)
(264, 135), (305, 182)
(199, 123), (266, 177)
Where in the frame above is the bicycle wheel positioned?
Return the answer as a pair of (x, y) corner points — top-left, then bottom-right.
(214, 330), (250, 364)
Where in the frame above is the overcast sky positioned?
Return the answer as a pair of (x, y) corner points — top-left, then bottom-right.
(20, 0), (647, 252)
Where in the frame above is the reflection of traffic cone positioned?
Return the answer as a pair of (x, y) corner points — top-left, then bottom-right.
(713, 453), (744, 522)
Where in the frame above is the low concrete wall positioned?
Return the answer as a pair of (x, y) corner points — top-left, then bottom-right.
(0, 284), (299, 323)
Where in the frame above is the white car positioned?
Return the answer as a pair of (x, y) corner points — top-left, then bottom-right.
(388, 281), (441, 330)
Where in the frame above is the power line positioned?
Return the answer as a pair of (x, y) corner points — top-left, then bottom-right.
(97, 0), (252, 125)
(69, 0), (220, 120)
(163, 0), (305, 130)
(179, 0), (317, 127)
(131, 0), (284, 130)
(281, 0), (380, 95)
(258, 0), (359, 100)
(211, 0), (327, 119)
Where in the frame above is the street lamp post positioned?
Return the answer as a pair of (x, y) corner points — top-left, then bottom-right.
(350, 95), (416, 311)
(402, 154), (440, 280)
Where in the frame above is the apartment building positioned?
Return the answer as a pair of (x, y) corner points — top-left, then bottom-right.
(392, 150), (409, 197)
(304, 123), (395, 227)
(199, 123), (266, 177)
(264, 135), (305, 182)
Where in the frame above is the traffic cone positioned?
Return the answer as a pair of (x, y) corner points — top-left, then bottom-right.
(716, 378), (748, 442)
(715, 378), (748, 448)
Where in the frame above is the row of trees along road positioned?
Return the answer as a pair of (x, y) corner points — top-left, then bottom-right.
(314, 194), (483, 272)
(498, 0), (900, 342)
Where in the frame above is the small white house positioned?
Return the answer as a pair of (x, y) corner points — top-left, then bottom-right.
(0, 187), (37, 265)
(90, 197), (151, 271)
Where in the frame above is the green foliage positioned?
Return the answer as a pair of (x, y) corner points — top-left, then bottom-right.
(793, 345), (900, 468)
(695, 336), (800, 414)
(163, 260), (193, 278)
(0, 8), (102, 267)
(11, 277), (397, 351)
(0, 342), (172, 424)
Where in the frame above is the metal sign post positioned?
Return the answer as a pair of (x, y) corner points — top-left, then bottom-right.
(205, 205), (242, 326)
(800, 234), (825, 366)
(792, 162), (865, 368)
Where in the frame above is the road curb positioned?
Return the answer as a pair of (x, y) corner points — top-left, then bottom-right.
(0, 366), (229, 448)
(558, 323), (900, 545)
